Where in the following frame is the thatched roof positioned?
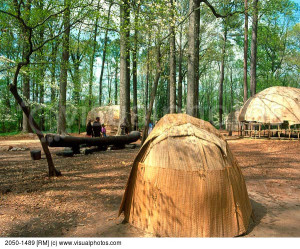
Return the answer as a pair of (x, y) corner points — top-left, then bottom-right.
(119, 114), (252, 237)
(239, 86), (300, 125)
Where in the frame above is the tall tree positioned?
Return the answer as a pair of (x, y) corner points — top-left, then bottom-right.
(57, 0), (70, 134)
(169, 0), (176, 114)
(88, 0), (101, 109)
(219, 21), (228, 129)
(118, 0), (131, 134)
(21, 0), (31, 133)
(99, 2), (112, 106)
(132, 2), (140, 130)
(250, 0), (259, 96)
(243, 0), (248, 102)
(186, 0), (200, 117)
(142, 41), (162, 143)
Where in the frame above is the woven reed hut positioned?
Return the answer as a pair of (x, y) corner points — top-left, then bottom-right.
(86, 105), (135, 135)
(225, 110), (240, 132)
(119, 114), (252, 237)
(238, 86), (300, 138)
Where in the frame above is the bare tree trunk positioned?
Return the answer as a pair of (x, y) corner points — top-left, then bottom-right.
(132, 3), (140, 130)
(118, 0), (131, 134)
(187, 0), (200, 117)
(114, 63), (118, 105)
(250, 0), (258, 97)
(57, 0), (70, 134)
(99, 3), (112, 106)
(178, 28), (183, 113)
(22, 0), (31, 133)
(88, 0), (101, 109)
(230, 66), (234, 112)
(142, 43), (161, 144)
(243, 0), (248, 102)
(144, 34), (150, 122)
(10, 84), (61, 176)
(219, 26), (227, 129)
(107, 60), (112, 104)
(169, 0), (176, 114)
(38, 6), (45, 131)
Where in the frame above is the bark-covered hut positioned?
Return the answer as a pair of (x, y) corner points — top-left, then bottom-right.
(119, 114), (252, 237)
(86, 105), (135, 135)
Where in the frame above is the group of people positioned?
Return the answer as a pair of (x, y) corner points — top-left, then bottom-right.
(86, 117), (107, 137)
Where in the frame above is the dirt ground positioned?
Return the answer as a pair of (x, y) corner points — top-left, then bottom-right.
(0, 134), (299, 237)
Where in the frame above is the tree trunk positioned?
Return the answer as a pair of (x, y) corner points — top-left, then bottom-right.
(243, 0), (248, 103)
(107, 60), (112, 104)
(187, 0), (200, 117)
(178, 26), (184, 113)
(57, 0), (70, 134)
(118, 0), (131, 134)
(141, 43), (161, 144)
(145, 34), (150, 120)
(250, 0), (259, 97)
(22, 1), (31, 133)
(219, 26), (227, 129)
(50, 40), (58, 118)
(38, 13), (45, 131)
(169, 0), (176, 114)
(99, 3), (112, 106)
(88, 0), (101, 109)
(114, 63), (118, 105)
(10, 83), (61, 176)
(230, 66), (234, 112)
(132, 3), (140, 130)
(71, 54), (81, 134)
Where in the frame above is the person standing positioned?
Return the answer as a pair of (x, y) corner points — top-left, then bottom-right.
(92, 117), (102, 137)
(86, 120), (93, 137)
(101, 124), (107, 137)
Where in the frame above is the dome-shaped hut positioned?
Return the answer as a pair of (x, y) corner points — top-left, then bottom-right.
(86, 105), (136, 135)
(239, 86), (300, 125)
(119, 114), (252, 237)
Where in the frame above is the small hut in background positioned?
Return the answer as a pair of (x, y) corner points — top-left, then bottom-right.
(239, 86), (300, 139)
(86, 105), (135, 135)
(225, 110), (240, 132)
(119, 114), (252, 237)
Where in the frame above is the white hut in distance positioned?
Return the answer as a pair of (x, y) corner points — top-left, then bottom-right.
(225, 110), (240, 132)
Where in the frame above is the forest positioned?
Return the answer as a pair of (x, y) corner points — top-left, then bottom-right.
(0, 0), (299, 135)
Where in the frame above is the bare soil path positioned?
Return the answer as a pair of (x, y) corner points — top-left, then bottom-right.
(0, 135), (299, 237)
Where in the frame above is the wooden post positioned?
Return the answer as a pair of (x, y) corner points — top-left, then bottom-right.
(268, 124), (271, 139)
(278, 124), (280, 139)
(259, 123), (261, 138)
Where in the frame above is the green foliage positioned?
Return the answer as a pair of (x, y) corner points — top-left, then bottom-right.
(0, 0), (299, 133)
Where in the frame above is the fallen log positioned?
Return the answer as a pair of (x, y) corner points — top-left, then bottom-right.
(45, 131), (141, 149)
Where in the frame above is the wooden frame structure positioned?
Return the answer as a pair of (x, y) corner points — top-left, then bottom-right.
(239, 122), (300, 140)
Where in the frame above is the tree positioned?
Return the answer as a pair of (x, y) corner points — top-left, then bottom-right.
(186, 0), (200, 117)
(219, 20), (228, 129)
(88, 0), (101, 109)
(118, 0), (131, 134)
(132, 1), (140, 130)
(99, 2), (113, 106)
(0, 0), (62, 176)
(21, 0), (31, 133)
(57, 0), (70, 134)
(169, 0), (176, 114)
(243, 0), (248, 102)
(250, 0), (259, 96)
